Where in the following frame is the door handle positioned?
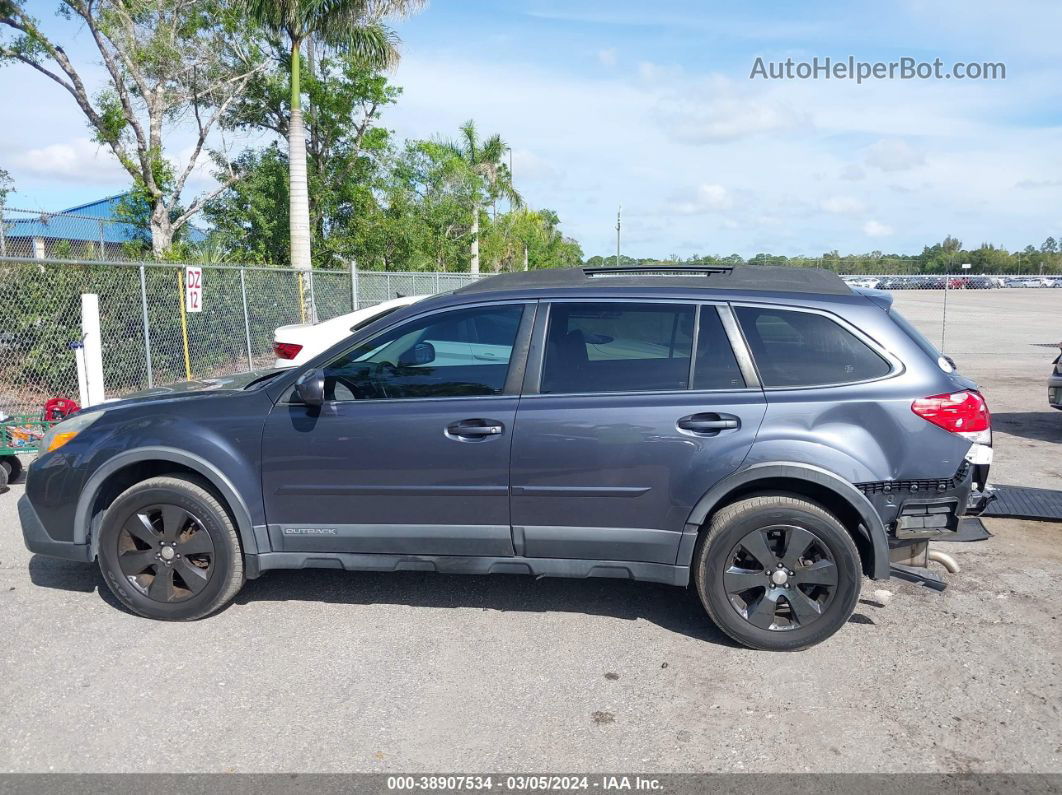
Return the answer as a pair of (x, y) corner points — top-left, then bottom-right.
(677, 413), (740, 435)
(447, 419), (505, 439)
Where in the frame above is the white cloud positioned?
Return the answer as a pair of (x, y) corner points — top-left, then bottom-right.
(669, 183), (733, 214)
(663, 97), (807, 143)
(509, 148), (559, 183)
(637, 61), (669, 81)
(653, 75), (809, 144)
(1016, 177), (1062, 189)
(864, 138), (925, 172)
(821, 196), (865, 215)
(596, 48), (617, 67)
(13, 137), (126, 183)
(840, 164), (865, 181)
(863, 220), (894, 237)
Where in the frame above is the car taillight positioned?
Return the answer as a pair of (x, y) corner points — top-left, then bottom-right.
(911, 390), (991, 444)
(273, 341), (303, 360)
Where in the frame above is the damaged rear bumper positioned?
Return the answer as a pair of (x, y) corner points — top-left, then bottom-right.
(856, 458), (991, 590)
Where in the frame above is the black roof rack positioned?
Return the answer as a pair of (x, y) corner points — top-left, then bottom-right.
(583, 265), (734, 277)
(453, 264), (852, 296)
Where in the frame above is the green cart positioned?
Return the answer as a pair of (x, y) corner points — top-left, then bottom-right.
(0, 414), (60, 489)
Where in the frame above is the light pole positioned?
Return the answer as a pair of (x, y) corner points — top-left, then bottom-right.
(506, 146), (514, 213)
(615, 205), (621, 267)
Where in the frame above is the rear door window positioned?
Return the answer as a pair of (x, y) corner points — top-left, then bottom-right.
(735, 306), (891, 387)
(693, 308), (746, 390)
(540, 302), (695, 394)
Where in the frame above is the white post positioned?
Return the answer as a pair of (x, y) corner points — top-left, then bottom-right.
(81, 293), (106, 405)
(73, 341), (88, 408)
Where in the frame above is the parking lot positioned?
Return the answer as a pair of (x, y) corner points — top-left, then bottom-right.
(0, 290), (1059, 774)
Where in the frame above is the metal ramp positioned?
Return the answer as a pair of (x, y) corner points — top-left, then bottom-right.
(981, 485), (1062, 521)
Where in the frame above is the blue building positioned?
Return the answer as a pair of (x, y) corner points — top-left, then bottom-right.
(2, 194), (205, 259)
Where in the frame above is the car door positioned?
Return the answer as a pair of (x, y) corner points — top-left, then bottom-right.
(261, 301), (533, 557)
(509, 300), (766, 565)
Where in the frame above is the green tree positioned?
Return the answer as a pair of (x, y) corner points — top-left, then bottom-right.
(217, 51), (400, 267)
(383, 139), (478, 271)
(0, 166), (11, 206)
(203, 145), (290, 263)
(483, 207), (582, 272)
(442, 120), (521, 273)
(0, 0), (264, 257)
(239, 0), (422, 305)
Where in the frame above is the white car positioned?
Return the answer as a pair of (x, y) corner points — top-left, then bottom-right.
(273, 295), (426, 368)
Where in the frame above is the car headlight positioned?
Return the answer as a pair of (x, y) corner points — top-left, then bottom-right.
(40, 411), (103, 454)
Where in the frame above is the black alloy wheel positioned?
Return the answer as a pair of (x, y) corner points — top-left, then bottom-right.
(722, 524), (838, 631)
(694, 494), (862, 651)
(98, 475), (244, 620)
(116, 504), (216, 603)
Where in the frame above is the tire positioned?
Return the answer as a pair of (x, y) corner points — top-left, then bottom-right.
(694, 494), (862, 651)
(0, 461), (8, 494)
(2, 455), (23, 484)
(97, 475), (245, 620)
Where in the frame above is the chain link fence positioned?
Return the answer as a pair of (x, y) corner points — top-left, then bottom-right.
(1, 258), (1058, 416)
(0, 257), (482, 415)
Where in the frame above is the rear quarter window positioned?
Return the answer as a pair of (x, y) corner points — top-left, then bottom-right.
(736, 306), (892, 387)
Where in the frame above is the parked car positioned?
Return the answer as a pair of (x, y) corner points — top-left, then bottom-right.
(907, 275), (946, 289)
(843, 277), (881, 289)
(875, 277), (906, 290)
(1004, 277), (1038, 288)
(19, 265), (992, 651)
(272, 295), (426, 368)
(1050, 344), (1062, 410)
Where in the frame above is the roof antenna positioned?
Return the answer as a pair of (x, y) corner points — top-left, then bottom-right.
(615, 205), (621, 267)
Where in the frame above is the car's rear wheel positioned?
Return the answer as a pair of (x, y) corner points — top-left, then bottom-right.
(694, 494), (861, 651)
(97, 475), (244, 620)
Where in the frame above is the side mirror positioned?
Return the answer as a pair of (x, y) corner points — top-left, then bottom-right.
(398, 341), (435, 367)
(294, 368), (325, 406)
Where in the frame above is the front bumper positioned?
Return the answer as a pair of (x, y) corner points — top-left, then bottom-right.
(18, 495), (93, 563)
(1049, 373), (1062, 409)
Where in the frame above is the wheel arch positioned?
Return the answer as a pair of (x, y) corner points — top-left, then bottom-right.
(76, 447), (259, 559)
(679, 462), (890, 580)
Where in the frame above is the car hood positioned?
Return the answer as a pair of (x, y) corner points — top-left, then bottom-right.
(98, 368), (284, 408)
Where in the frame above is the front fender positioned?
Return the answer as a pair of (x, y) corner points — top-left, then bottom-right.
(75, 446), (260, 558)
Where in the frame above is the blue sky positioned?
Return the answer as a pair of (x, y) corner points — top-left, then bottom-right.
(3, 0), (1061, 258)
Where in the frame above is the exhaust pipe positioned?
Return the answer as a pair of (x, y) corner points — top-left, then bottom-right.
(928, 548), (960, 574)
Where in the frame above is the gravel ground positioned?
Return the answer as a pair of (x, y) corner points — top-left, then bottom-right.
(0, 289), (1058, 773)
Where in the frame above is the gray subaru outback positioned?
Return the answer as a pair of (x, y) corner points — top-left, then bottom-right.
(19, 265), (992, 651)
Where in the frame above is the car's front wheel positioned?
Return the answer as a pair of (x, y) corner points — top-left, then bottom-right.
(97, 475), (245, 620)
(694, 494), (862, 651)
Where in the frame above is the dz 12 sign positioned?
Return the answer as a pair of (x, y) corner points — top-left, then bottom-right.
(185, 266), (203, 313)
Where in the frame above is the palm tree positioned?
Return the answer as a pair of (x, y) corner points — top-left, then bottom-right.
(444, 120), (521, 274)
(241, 0), (423, 317)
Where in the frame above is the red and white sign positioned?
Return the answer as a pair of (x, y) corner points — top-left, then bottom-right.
(185, 266), (203, 313)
